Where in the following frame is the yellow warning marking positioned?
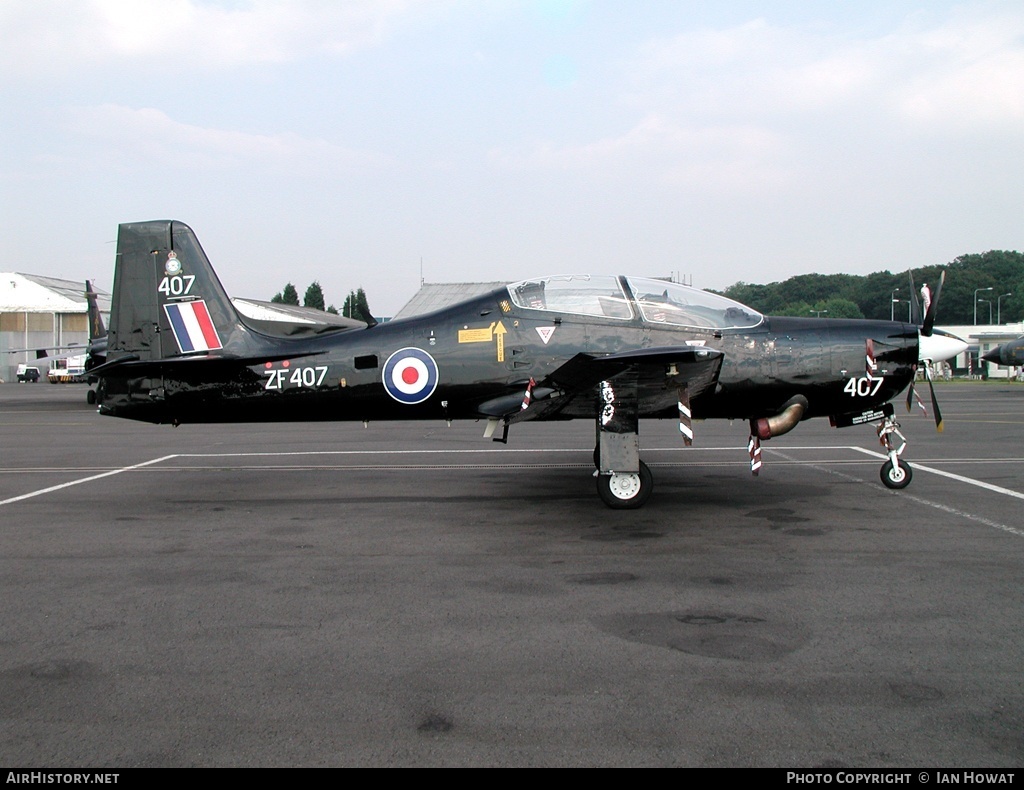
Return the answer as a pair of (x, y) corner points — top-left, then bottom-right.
(494, 321), (507, 362)
(457, 321), (509, 362)
(459, 326), (494, 343)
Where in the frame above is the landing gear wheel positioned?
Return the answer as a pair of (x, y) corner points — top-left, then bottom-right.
(880, 458), (912, 489)
(596, 460), (653, 509)
(86, 389), (96, 405)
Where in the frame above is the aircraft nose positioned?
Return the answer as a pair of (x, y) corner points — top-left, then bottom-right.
(919, 329), (968, 363)
(982, 347), (1001, 363)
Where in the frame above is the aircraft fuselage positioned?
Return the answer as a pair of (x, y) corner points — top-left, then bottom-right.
(98, 289), (916, 427)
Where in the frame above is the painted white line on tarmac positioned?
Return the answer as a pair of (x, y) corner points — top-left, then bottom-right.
(0, 455), (179, 507)
(5, 445), (1023, 546)
(850, 446), (1024, 501)
(780, 447), (1024, 539)
(893, 493), (1024, 538)
(176, 447), (744, 458)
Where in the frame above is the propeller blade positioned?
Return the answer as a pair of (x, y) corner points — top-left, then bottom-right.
(921, 270), (946, 337)
(908, 272), (922, 325)
(924, 363), (944, 432)
(906, 369), (928, 417)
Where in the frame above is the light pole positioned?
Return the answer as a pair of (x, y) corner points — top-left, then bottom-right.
(809, 309), (828, 318)
(997, 292), (1012, 324)
(979, 298), (992, 325)
(890, 287), (900, 321)
(974, 287), (994, 325)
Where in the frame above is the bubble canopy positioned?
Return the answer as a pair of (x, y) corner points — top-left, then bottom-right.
(507, 275), (763, 330)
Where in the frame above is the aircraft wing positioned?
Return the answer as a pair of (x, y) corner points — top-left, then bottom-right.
(505, 346), (724, 424)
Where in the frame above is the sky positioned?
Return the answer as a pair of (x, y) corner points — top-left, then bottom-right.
(2, 0), (1022, 316)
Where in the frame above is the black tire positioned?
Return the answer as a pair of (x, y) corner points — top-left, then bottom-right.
(596, 460), (653, 509)
(86, 389), (96, 405)
(880, 458), (912, 489)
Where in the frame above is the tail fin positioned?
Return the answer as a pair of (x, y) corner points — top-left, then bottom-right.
(84, 280), (106, 341)
(108, 220), (248, 362)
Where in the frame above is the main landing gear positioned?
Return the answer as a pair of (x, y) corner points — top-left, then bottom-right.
(877, 412), (912, 489)
(593, 374), (656, 509)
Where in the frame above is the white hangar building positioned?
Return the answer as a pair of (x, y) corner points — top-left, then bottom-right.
(0, 273), (111, 383)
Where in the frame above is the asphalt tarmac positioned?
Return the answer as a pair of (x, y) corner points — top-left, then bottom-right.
(1, 381), (1023, 767)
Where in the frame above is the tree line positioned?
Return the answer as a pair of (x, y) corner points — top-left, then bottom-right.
(717, 250), (1024, 324)
(270, 282), (373, 322)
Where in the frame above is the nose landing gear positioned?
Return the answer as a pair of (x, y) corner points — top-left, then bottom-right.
(877, 412), (912, 489)
(834, 402), (916, 490)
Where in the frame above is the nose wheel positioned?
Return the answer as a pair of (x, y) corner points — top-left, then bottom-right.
(880, 457), (912, 489)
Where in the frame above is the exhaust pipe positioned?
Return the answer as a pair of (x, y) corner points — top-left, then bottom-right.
(751, 395), (809, 440)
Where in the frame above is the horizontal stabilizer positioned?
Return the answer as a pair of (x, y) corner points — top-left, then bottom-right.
(89, 349), (325, 378)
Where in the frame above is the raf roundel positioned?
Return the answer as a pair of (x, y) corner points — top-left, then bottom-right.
(382, 347), (439, 405)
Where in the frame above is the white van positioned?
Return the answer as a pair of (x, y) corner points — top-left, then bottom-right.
(16, 364), (41, 383)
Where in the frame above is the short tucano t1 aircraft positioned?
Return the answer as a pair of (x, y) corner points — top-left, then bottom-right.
(93, 220), (951, 508)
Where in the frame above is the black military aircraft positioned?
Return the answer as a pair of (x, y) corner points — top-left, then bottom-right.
(93, 220), (946, 508)
(982, 336), (1024, 368)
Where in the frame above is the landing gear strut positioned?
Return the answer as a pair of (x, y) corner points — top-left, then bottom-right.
(877, 413), (912, 489)
(594, 372), (653, 509)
